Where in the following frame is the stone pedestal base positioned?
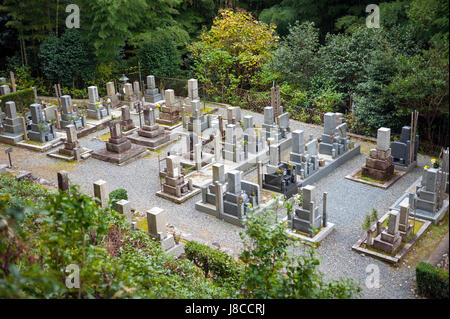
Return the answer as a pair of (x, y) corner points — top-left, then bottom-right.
(92, 143), (148, 165)
(373, 232), (402, 255)
(127, 129), (171, 151)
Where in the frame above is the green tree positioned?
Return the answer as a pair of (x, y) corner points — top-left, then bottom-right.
(39, 29), (94, 87)
(352, 45), (403, 136)
(137, 34), (182, 77)
(386, 46), (449, 142)
(318, 26), (386, 109)
(240, 209), (361, 298)
(271, 21), (320, 89)
(189, 8), (278, 100)
(78, 0), (147, 63)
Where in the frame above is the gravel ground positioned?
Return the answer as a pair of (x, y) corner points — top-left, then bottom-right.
(0, 105), (434, 299)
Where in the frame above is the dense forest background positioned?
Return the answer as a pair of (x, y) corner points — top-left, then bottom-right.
(0, 0), (448, 152)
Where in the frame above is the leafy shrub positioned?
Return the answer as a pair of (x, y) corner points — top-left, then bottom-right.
(415, 261), (449, 299)
(185, 240), (242, 286)
(109, 188), (128, 206)
(0, 88), (35, 113)
(0, 177), (231, 299)
(138, 34), (182, 77)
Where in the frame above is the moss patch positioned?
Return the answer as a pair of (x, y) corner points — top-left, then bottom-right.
(99, 132), (111, 141)
(354, 170), (397, 185)
(404, 213), (449, 266)
(23, 140), (43, 146)
(136, 218), (148, 232)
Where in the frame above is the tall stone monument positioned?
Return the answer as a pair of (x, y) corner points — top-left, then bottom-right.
(292, 185), (322, 236)
(27, 103), (56, 142)
(144, 75), (163, 103)
(373, 210), (402, 254)
(156, 155), (199, 203)
(391, 126), (419, 167)
(60, 95), (86, 129)
(92, 120), (147, 165)
(156, 89), (181, 126)
(319, 112), (349, 158)
(128, 105), (170, 150)
(87, 86), (109, 120)
(362, 127), (395, 181)
(0, 101), (25, 143)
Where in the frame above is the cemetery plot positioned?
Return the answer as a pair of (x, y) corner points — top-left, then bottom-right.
(352, 202), (431, 264)
(92, 120), (149, 166)
(195, 164), (262, 227)
(156, 155), (201, 204)
(0, 101), (26, 144)
(284, 186), (335, 243)
(391, 125), (419, 172)
(47, 125), (93, 161)
(390, 149), (449, 225)
(345, 127), (406, 189)
(127, 105), (172, 151)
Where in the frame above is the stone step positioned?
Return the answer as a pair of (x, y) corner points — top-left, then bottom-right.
(416, 198), (436, 212)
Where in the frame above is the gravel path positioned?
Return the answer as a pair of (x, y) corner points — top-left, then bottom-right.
(0, 105), (433, 299)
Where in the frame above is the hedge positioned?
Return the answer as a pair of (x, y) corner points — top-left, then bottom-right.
(109, 188), (128, 206)
(415, 261), (449, 299)
(185, 240), (242, 286)
(0, 88), (35, 114)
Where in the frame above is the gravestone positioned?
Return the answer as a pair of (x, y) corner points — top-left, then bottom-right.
(415, 167), (439, 214)
(262, 106), (282, 140)
(60, 95), (85, 129)
(0, 85), (10, 96)
(398, 199), (412, 241)
(373, 210), (402, 254)
(93, 179), (108, 208)
(223, 124), (243, 162)
(319, 112), (349, 158)
(197, 166), (260, 221)
(277, 112), (290, 138)
(57, 124), (82, 160)
(187, 99), (208, 132)
(128, 105), (170, 150)
(290, 130), (319, 179)
(292, 185), (322, 236)
(188, 79), (199, 101)
(93, 120), (147, 165)
(120, 105), (135, 132)
(160, 155), (195, 199)
(391, 126), (419, 167)
(1, 101), (24, 136)
(87, 86), (109, 119)
(243, 115), (254, 131)
(106, 82), (119, 107)
(133, 81), (140, 96)
(27, 103), (57, 142)
(144, 75), (163, 103)
(57, 171), (70, 192)
(43, 105), (58, 122)
(115, 199), (132, 223)
(146, 207), (184, 257)
(263, 144), (298, 199)
(362, 127), (395, 181)
(156, 89), (181, 126)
